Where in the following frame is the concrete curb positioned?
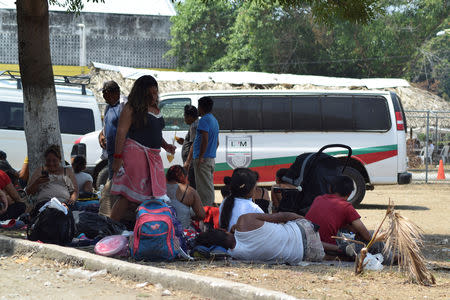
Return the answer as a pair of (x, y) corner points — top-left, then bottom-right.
(0, 235), (298, 300)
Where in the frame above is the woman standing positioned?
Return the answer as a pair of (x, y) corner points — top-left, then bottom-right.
(110, 75), (175, 221)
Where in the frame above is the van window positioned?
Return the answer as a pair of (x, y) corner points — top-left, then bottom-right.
(0, 102), (23, 130)
(0, 101), (95, 134)
(160, 98), (190, 131)
(212, 96), (232, 130)
(262, 97), (291, 130)
(233, 97), (261, 130)
(292, 96), (322, 131)
(354, 97), (390, 131)
(205, 94), (390, 132)
(322, 96), (353, 131)
(58, 106), (95, 135)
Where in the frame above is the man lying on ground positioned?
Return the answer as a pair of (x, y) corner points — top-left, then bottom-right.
(196, 212), (325, 264)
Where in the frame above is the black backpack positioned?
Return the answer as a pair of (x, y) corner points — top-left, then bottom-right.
(27, 207), (76, 246)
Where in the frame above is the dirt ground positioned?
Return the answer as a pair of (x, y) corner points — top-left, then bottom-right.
(0, 184), (448, 299)
(0, 254), (203, 300)
(150, 184), (450, 299)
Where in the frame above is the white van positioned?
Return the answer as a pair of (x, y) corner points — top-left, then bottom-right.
(77, 90), (411, 205)
(0, 82), (102, 169)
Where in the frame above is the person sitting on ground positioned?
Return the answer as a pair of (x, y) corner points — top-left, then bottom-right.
(220, 176), (231, 200)
(26, 145), (78, 210)
(219, 168), (263, 231)
(270, 168), (296, 212)
(252, 171), (271, 213)
(71, 156), (94, 195)
(305, 175), (383, 258)
(0, 170), (25, 221)
(0, 150), (20, 185)
(196, 212), (325, 263)
(166, 165), (205, 229)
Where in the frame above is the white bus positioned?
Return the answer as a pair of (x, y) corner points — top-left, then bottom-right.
(79, 90), (411, 205)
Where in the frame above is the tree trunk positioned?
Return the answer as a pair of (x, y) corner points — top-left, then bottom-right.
(16, 0), (63, 175)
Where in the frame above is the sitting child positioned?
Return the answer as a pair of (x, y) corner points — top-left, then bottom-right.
(72, 156), (94, 195)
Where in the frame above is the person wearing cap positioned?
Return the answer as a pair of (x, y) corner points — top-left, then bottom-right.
(98, 81), (126, 217)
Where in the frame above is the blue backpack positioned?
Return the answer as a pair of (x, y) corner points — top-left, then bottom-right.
(130, 199), (179, 261)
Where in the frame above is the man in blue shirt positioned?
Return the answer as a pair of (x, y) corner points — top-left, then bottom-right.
(192, 97), (219, 206)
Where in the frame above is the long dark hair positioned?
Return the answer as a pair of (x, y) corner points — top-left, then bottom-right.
(166, 165), (187, 184)
(219, 168), (257, 230)
(128, 75), (158, 128)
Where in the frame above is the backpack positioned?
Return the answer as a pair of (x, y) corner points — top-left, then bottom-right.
(130, 199), (179, 261)
(27, 206), (75, 246)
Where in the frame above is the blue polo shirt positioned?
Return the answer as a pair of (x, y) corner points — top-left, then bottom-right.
(193, 113), (219, 159)
(104, 102), (123, 155)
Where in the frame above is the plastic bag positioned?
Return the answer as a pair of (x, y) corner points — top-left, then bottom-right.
(363, 253), (384, 271)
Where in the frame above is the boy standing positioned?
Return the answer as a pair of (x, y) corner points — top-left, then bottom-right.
(192, 97), (219, 206)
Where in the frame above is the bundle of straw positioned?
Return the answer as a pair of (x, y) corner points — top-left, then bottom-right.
(382, 208), (436, 286)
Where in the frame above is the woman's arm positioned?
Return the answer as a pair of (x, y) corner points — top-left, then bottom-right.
(161, 138), (176, 154)
(66, 168), (79, 204)
(82, 180), (94, 194)
(26, 168), (49, 195)
(189, 189), (206, 220)
(0, 190), (8, 214)
(4, 183), (21, 203)
(19, 159), (29, 182)
(112, 104), (133, 173)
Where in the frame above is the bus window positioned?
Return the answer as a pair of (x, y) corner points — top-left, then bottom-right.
(322, 96), (353, 131)
(262, 96), (291, 130)
(291, 96), (321, 131)
(232, 96), (262, 131)
(159, 98), (191, 131)
(354, 96), (390, 131)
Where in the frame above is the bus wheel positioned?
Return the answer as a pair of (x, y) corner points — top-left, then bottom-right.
(342, 166), (366, 207)
(96, 166), (109, 190)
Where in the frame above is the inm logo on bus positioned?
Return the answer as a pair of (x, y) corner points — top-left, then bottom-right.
(226, 136), (252, 169)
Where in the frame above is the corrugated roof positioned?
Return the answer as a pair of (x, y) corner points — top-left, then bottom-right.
(0, 0), (176, 16)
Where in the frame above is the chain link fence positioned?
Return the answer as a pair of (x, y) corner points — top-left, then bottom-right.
(405, 110), (450, 183)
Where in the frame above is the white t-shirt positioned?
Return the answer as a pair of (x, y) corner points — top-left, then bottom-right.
(230, 221), (304, 264)
(74, 172), (93, 192)
(219, 197), (263, 231)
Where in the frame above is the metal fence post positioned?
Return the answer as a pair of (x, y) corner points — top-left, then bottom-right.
(425, 110), (430, 183)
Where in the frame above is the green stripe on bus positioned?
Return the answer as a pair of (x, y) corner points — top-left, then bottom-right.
(214, 144), (398, 172)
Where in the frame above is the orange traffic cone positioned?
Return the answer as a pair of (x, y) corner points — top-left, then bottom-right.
(437, 159), (446, 180)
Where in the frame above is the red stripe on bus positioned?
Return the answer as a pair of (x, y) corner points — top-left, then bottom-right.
(354, 150), (397, 165)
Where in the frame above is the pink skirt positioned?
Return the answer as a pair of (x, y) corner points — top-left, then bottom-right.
(111, 138), (166, 203)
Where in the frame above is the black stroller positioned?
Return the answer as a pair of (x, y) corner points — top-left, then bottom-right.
(276, 144), (352, 216)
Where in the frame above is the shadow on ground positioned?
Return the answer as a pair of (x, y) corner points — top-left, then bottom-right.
(358, 204), (429, 211)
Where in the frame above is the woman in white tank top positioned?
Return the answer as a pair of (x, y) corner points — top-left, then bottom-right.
(219, 168), (263, 231)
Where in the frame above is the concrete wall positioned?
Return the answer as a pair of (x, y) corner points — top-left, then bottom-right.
(0, 9), (176, 69)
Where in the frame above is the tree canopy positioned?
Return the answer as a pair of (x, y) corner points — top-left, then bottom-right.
(167, 0), (449, 100)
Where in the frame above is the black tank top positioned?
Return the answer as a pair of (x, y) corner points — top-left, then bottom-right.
(128, 112), (165, 149)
